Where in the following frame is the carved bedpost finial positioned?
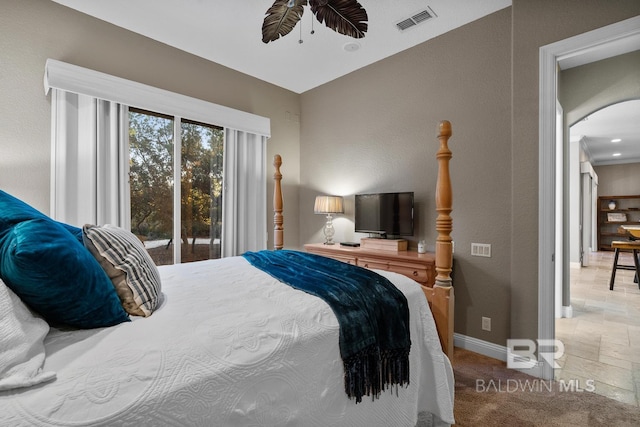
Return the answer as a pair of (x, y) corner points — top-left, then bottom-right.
(273, 154), (284, 250)
(435, 120), (453, 288)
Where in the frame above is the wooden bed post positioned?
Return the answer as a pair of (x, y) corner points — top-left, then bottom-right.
(433, 121), (455, 357)
(273, 154), (284, 250)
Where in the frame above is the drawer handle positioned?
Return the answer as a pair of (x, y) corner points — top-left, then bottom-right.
(413, 271), (418, 276)
(364, 263), (369, 268)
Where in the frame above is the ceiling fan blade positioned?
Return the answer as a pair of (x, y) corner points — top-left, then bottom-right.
(310, 0), (368, 39)
(262, 0), (308, 43)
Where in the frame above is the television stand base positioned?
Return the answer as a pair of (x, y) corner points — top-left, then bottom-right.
(360, 237), (408, 252)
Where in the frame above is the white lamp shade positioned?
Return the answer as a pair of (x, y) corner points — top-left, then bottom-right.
(314, 195), (344, 214)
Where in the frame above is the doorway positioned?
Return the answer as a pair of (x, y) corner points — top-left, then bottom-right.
(538, 15), (640, 381)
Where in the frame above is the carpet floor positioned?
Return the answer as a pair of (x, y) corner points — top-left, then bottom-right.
(452, 347), (640, 426)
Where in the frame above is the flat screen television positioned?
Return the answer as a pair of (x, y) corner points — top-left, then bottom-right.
(354, 192), (414, 237)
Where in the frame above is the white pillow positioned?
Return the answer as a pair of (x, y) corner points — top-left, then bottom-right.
(83, 224), (162, 317)
(0, 279), (56, 391)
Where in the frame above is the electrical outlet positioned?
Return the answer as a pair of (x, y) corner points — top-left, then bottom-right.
(471, 243), (491, 257)
(482, 317), (491, 331)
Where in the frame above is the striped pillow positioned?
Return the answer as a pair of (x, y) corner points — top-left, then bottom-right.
(82, 224), (161, 317)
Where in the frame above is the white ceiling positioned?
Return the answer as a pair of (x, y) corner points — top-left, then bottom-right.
(570, 99), (640, 166)
(51, 0), (511, 93)
(51, 0), (638, 166)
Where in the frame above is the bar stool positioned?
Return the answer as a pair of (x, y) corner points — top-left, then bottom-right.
(609, 241), (640, 290)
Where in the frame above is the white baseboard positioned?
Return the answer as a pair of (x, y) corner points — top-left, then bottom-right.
(454, 333), (507, 361)
(562, 305), (573, 318)
(453, 333), (544, 378)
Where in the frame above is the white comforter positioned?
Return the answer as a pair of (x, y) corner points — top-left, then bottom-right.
(0, 256), (454, 426)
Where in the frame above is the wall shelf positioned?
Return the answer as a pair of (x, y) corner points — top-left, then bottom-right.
(597, 195), (640, 251)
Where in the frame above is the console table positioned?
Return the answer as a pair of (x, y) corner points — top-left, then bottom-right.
(304, 243), (436, 287)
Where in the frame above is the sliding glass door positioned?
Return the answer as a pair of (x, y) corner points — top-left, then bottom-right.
(180, 119), (224, 263)
(129, 108), (223, 265)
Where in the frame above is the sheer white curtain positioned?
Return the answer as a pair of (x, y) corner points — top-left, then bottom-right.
(50, 89), (130, 228)
(222, 129), (268, 257)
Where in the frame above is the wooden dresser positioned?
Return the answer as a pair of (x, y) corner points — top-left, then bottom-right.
(304, 243), (436, 287)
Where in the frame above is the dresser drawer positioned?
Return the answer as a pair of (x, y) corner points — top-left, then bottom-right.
(329, 254), (357, 265)
(303, 243), (436, 287)
(387, 261), (431, 284)
(356, 257), (388, 271)
(357, 257), (433, 285)
(358, 257), (431, 285)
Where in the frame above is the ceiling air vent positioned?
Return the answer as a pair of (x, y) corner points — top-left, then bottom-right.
(396, 7), (437, 31)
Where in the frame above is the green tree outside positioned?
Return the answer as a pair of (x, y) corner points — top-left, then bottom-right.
(129, 110), (223, 264)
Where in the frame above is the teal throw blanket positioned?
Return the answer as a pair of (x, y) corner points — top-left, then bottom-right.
(242, 250), (411, 403)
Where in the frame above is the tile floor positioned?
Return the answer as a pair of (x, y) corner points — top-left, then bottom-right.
(556, 250), (640, 406)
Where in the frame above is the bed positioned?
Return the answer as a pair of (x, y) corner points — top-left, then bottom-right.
(0, 122), (456, 426)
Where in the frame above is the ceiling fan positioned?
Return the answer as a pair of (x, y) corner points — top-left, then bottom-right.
(262, 0), (368, 44)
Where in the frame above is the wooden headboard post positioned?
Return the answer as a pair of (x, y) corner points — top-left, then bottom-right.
(433, 121), (455, 357)
(273, 154), (284, 250)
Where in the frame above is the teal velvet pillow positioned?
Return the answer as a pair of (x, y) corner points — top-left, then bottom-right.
(57, 221), (84, 245)
(0, 190), (83, 244)
(0, 190), (129, 328)
(0, 218), (129, 328)
(0, 189), (49, 227)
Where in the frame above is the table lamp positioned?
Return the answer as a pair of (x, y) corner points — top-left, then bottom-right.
(314, 195), (344, 245)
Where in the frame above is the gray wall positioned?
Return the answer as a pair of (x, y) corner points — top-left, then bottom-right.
(595, 163), (640, 197)
(0, 0), (302, 250)
(561, 51), (640, 127)
(301, 9), (513, 344)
